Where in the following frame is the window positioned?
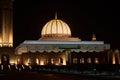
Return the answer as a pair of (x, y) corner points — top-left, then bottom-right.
(87, 58), (91, 63)
(59, 58), (63, 64)
(28, 58), (31, 65)
(44, 58), (47, 65)
(51, 58), (54, 64)
(17, 58), (20, 64)
(36, 58), (39, 65)
(95, 58), (99, 64)
(73, 58), (77, 64)
(80, 58), (84, 64)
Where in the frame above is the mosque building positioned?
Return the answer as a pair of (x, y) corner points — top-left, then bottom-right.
(0, 0), (120, 67)
(14, 14), (112, 66)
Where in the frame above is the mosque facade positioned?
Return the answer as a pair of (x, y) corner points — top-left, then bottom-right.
(0, 0), (120, 67)
(14, 15), (116, 66)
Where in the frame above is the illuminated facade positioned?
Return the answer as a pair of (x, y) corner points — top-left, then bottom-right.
(0, 1), (120, 66)
(0, 0), (13, 47)
(14, 16), (119, 66)
(0, 0), (14, 66)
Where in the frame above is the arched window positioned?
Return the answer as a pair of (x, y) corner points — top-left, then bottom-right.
(44, 58), (47, 65)
(73, 58), (77, 64)
(59, 58), (63, 64)
(95, 58), (99, 64)
(17, 58), (20, 64)
(28, 58), (31, 65)
(51, 58), (54, 64)
(87, 58), (91, 63)
(3, 56), (7, 61)
(36, 58), (39, 65)
(1, 55), (9, 65)
(80, 58), (84, 64)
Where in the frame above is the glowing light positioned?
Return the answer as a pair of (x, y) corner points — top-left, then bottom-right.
(1, 23), (13, 47)
(10, 59), (15, 64)
(87, 58), (91, 63)
(36, 58), (39, 65)
(0, 37), (2, 47)
(24, 61), (28, 66)
(95, 58), (99, 64)
(112, 54), (116, 64)
(58, 58), (63, 65)
(41, 19), (71, 37)
(73, 58), (77, 64)
(23, 59), (31, 66)
(28, 58), (31, 65)
(55, 63), (59, 65)
(0, 2), (13, 47)
(62, 57), (66, 65)
(17, 58), (20, 64)
(40, 60), (44, 65)
(80, 58), (84, 63)
(51, 58), (54, 64)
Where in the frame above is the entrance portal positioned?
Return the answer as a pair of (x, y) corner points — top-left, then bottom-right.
(1, 54), (10, 65)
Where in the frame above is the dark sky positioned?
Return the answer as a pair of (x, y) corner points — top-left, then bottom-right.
(13, 0), (120, 49)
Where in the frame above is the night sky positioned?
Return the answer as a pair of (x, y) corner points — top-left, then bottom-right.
(13, 0), (120, 49)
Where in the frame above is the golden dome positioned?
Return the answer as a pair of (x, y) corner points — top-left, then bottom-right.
(41, 19), (71, 38)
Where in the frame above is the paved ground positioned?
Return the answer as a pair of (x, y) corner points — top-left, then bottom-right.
(0, 71), (120, 80)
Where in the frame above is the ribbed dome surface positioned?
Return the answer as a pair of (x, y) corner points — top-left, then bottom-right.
(41, 19), (71, 38)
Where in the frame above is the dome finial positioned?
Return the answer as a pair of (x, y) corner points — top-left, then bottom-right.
(55, 11), (57, 19)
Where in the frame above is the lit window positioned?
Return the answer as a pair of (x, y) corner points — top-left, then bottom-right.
(28, 58), (31, 65)
(73, 58), (77, 64)
(80, 58), (84, 64)
(59, 58), (63, 64)
(36, 58), (39, 65)
(112, 53), (116, 64)
(17, 58), (20, 64)
(95, 58), (99, 64)
(87, 58), (91, 63)
(51, 58), (54, 64)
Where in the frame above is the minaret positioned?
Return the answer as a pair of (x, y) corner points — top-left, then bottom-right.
(0, 0), (14, 47)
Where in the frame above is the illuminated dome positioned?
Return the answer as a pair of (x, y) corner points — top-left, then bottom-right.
(40, 14), (81, 41)
(41, 19), (71, 38)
